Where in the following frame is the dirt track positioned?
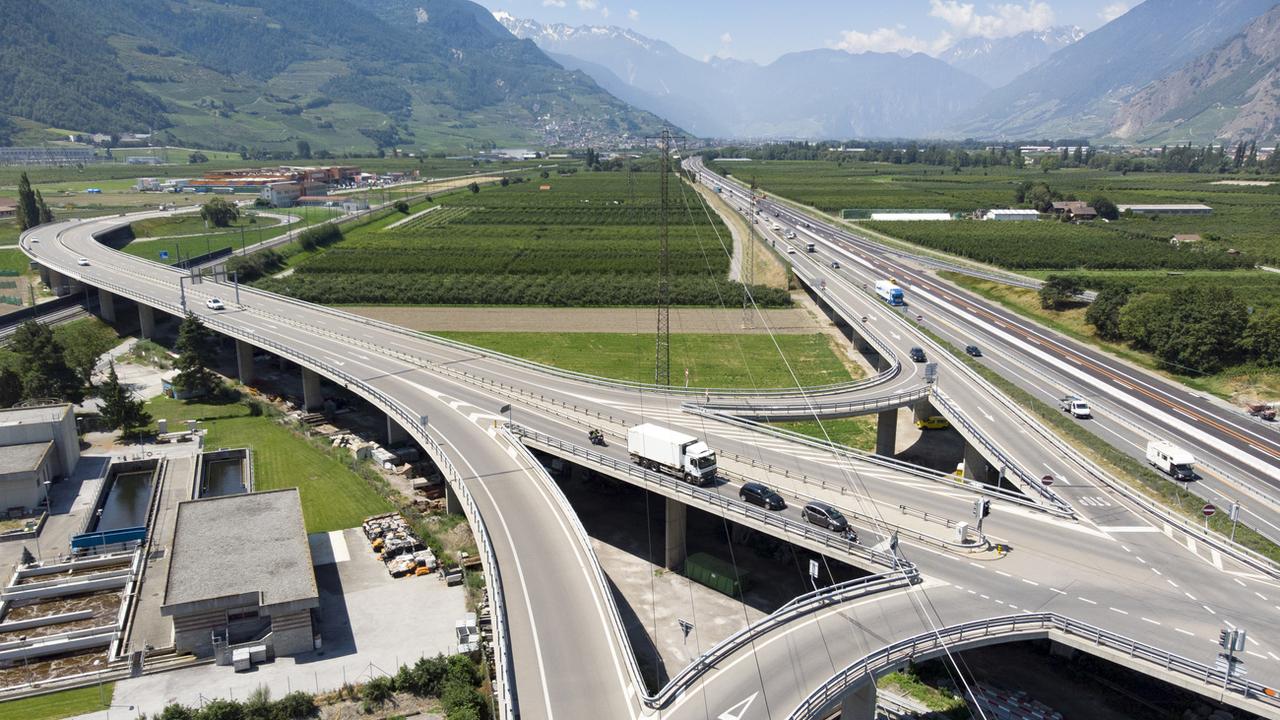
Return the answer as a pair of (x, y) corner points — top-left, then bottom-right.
(344, 306), (824, 334)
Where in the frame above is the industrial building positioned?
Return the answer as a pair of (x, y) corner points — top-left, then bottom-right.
(0, 147), (98, 166)
(161, 489), (318, 661)
(0, 405), (79, 514)
(0, 198), (15, 219)
(982, 209), (1040, 221)
(1118, 204), (1213, 215)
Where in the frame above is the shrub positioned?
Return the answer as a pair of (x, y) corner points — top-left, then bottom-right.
(360, 676), (395, 710)
(394, 200), (410, 214)
(272, 691), (318, 719)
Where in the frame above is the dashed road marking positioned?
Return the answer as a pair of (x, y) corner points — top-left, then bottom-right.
(1141, 617), (1161, 625)
(996, 570), (1013, 578)
(1175, 628), (1194, 637)
(1247, 651), (1267, 660)
(1049, 588), (1066, 595)
(1022, 578), (1039, 586)
(1233, 577), (1247, 587)
(1110, 607), (1129, 615)
(1079, 597), (1097, 605)
(1202, 604), (1217, 615)
(1151, 567), (1162, 576)
(1256, 592), (1268, 601)
(1167, 579), (1179, 588)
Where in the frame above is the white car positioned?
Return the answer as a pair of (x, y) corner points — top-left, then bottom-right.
(205, 298), (225, 311)
(77, 257), (90, 266)
(786, 246), (796, 254)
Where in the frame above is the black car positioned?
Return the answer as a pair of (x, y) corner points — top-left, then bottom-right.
(965, 345), (982, 357)
(830, 260), (841, 269)
(739, 482), (785, 511)
(801, 501), (849, 532)
(909, 347), (927, 363)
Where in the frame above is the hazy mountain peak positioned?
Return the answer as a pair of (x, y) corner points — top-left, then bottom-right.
(940, 25), (1084, 88)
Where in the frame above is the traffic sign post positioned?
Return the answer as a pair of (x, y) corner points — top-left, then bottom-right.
(1203, 503), (1216, 531)
(1229, 501), (1241, 542)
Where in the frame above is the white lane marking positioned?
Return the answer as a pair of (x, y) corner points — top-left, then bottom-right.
(1185, 592), (1198, 601)
(1233, 577), (1248, 587)
(996, 570), (1013, 578)
(718, 693), (758, 720)
(1110, 607), (1129, 615)
(980, 594), (990, 600)
(1175, 628), (1194, 637)
(1257, 592), (1269, 601)
(1141, 617), (1161, 625)
(1247, 650), (1267, 660)
(1269, 652), (1280, 661)
(1167, 579), (1179, 588)
(981, 409), (994, 421)
(1135, 556), (1147, 564)
(1202, 604), (1217, 615)
(1049, 588), (1066, 595)
(1079, 597), (1097, 605)
(1021, 578), (1039, 586)
(1211, 548), (1224, 570)
(1151, 568), (1162, 576)
(1098, 526), (1159, 533)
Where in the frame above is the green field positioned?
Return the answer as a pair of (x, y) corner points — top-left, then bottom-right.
(145, 394), (393, 532)
(432, 331), (852, 389)
(129, 212), (283, 239)
(258, 172), (789, 307)
(770, 417), (877, 452)
(122, 208), (341, 264)
(0, 248), (30, 275)
(0, 683), (112, 720)
(713, 159), (1280, 263)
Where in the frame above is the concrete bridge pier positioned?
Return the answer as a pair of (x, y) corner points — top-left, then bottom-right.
(44, 268), (66, 296)
(138, 304), (155, 339)
(839, 681), (877, 720)
(386, 416), (408, 445)
(301, 368), (323, 412)
(96, 288), (115, 323)
(235, 339), (255, 385)
(445, 482), (464, 515)
(912, 399), (937, 423)
(875, 408), (898, 456)
(963, 441), (990, 482)
(664, 497), (687, 571)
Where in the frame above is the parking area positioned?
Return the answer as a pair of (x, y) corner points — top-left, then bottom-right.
(98, 527), (467, 717)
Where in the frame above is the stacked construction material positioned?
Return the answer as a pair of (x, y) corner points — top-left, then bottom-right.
(362, 513), (435, 577)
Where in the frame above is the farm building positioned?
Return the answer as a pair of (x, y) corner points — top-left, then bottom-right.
(982, 209), (1040, 221)
(1050, 201), (1097, 221)
(161, 488), (318, 661)
(1118, 204), (1212, 215)
(0, 198), (15, 219)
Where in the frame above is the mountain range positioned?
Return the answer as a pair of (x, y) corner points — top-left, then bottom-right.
(0, 0), (669, 152)
(939, 26), (1084, 89)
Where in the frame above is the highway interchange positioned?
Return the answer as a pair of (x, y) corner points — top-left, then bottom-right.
(20, 168), (1280, 718)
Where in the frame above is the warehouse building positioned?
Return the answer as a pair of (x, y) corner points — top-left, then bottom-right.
(161, 489), (318, 660)
(0, 442), (55, 515)
(0, 405), (78, 515)
(1118, 204), (1213, 215)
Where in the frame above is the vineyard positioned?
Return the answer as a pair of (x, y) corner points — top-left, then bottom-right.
(715, 159), (1280, 263)
(259, 172), (786, 307)
(859, 220), (1255, 270)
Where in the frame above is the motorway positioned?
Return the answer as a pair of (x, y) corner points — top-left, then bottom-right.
(693, 158), (1280, 543)
(21, 200), (1280, 718)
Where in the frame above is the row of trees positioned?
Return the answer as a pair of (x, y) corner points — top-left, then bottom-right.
(14, 172), (53, 231)
(1041, 277), (1280, 375)
(1013, 181), (1119, 219)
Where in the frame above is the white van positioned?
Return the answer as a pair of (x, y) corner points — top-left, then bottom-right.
(1146, 440), (1195, 481)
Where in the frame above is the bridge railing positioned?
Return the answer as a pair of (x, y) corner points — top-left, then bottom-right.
(691, 386), (931, 419)
(508, 424), (910, 572)
(789, 612), (1280, 719)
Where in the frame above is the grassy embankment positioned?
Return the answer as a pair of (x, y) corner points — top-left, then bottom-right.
(0, 683), (113, 720)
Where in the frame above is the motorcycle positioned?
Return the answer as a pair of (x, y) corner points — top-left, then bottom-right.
(843, 527), (859, 544)
(588, 429), (607, 447)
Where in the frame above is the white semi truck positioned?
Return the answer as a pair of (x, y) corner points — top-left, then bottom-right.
(628, 424), (717, 485)
(875, 279), (905, 306)
(1146, 440), (1196, 481)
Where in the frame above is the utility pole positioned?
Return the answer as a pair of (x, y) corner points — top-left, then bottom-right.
(742, 202), (756, 329)
(649, 129), (683, 387)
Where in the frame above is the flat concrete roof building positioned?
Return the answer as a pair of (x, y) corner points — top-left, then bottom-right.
(161, 489), (318, 660)
(983, 209), (1040, 221)
(1119, 204), (1212, 215)
(0, 441), (55, 514)
(0, 404), (78, 484)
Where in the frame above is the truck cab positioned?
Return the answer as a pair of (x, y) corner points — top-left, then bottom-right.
(1059, 395), (1091, 418)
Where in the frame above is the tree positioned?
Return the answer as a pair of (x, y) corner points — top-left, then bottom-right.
(468, 182), (480, 194)
(1040, 155), (1060, 173)
(540, 170), (550, 179)
(1038, 274), (1082, 311)
(500, 176), (510, 187)
(35, 190), (53, 224)
(1243, 309), (1280, 366)
(187, 152), (209, 164)
(296, 140), (312, 159)
(1090, 195), (1119, 221)
(98, 362), (150, 434)
(200, 196), (239, 228)
(10, 320), (81, 402)
(1158, 287), (1247, 373)
(393, 200), (410, 214)
(1118, 292), (1175, 351)
(20, 547), (34, 565)
(1084, 286), (1130, 341)
(0, 368), (21, 408)
(172, 314), (218, 397)
(58, 320), (118, 387)
(16, 172), (40, 231)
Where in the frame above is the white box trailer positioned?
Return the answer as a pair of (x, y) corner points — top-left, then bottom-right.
(1146, 440), (1195, 481)
(875, 280), (905, 306)
(628, 423), (717, 485)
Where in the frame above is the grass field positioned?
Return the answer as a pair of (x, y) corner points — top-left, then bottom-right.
(714, 159), (1280, 264)
(0, 683), (112, 720)
(122, 208), (341, 264)
(144, 394), (393, 532)
(770, 417), (877, 452)
(0, 248), (30, 274)
(258, 172), (790, 307)
(433, 331), (853, 389)
(130, 213), (283, 239)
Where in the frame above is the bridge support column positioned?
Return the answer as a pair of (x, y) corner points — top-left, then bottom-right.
(445, 482), (464, 515)
(912, 399), (937, 424)
(235, 339), (255, 385)
(875, 408), (898, 456)
(664, 497), (687, 571)
(301, 368), (323, 412)
(138, 305), (155, 339)
(839, 682), (877, 720)
(45, 268), (65, 296)
(963, 441), (989, 482)
(386, 416), (408, 445)
(96, 288), (115, 323)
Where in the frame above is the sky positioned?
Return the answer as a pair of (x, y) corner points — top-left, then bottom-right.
(488, 0), (1142, 63)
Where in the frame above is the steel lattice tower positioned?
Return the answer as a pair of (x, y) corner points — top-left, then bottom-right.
(655, 130), (672, 386)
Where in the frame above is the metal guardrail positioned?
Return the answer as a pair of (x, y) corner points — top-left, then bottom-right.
(788, 612), (1280, 719)
(509, 424), (910, 572)
(694, 387), (930, 419)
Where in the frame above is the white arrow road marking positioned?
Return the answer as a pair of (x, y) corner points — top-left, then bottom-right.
(719, 693), (759, 720)
(326, 357), (345, 366)
(890, 332), (901, 340)
(980, 409), (994, 421)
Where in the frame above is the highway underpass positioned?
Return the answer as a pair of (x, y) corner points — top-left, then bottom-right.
(20, 200), (1280, 719)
